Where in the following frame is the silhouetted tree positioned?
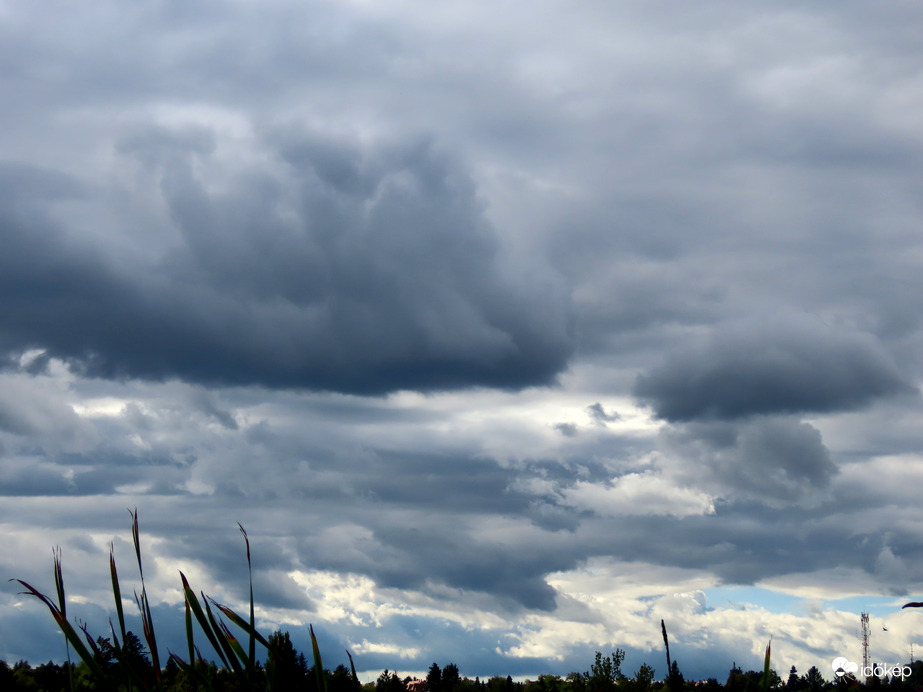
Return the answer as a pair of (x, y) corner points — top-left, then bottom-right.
(726, 663), (747, 692)
(537, 674), (563, 692)
(378, 669), (408, 692)
(331, 662), (362, 692)
(163, 655), (182, 688)
(903, 661), (923, 688)
(443, 663), (461, 692)
(566, 671), (589, 692)
(0, 661), (14, 691)
(802, 667), (827, 692)
(697, 678), (723, 692)
(269, 630), (308, 690)
(429, 663), (444, 692)
(625, 663), (655, 692)
(587, 650), (625, 692)
(102, 630), (154, 687)
(31, 660), (68, 692)
(487, 675), (514, 692)
(666, 660), (685, 692)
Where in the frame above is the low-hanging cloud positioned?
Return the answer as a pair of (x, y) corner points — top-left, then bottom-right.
(0, 130), (575, 394)
(634, 318), (915, 422)
(659, 416), (839, 507)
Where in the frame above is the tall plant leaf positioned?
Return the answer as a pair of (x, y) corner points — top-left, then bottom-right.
(185, 597), (196, 672)
(760, 639), (772, 692)
(661, 620), (672, 676)
(110, 542), (127, 645)
(212, 601), (271, 649)
(128, 509), (162, 683)
(51, 547), (78, 692)
(311, 624), (328, 692)
(239, 523), (256, 677)
(180, 573), (231, 671)
(203, 596), (245, 677)
(346, 649), (360, 689)
(11, 578), (116, 690)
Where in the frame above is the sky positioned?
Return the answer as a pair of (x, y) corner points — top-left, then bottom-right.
(1, 0), (923, 683)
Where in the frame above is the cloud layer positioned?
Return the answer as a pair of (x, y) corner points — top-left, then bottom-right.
(2, 0), (923, 683)
(634, 319), (915, 422)
(0, 133), (574, 393)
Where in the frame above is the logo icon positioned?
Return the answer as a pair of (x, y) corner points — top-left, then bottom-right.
(831, 658), (859, 678)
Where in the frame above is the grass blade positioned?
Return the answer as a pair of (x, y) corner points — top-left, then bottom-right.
(134, 587), (162, 684)
(203, 596), (245, 677)
(110, 542), (127, 645)
(51, 547), (78, 692)
(185, 597), (196, 671)
(346, 649), (359, 689)
(127, 509), (162, 684)
(760, 638), (772, 692)
(12, 578), (116, 690)
(180, 572), (231, 670)
(212, 601), (271, 650)
(79, 621), (104, 659)
(106, 620), (138, 692)
(310, 624), (328, 692)
(661, 619), (671, 676)
(53, 547), (66, 618)
(129, 508), (144, 580)
(217, 619), (250, 670)
(239, 523), (256, 677)
(94, 620), (149, 692)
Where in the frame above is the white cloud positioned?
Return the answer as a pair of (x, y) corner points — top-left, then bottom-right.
(351, 640), (422, 659)
(560, 474), (716, 518)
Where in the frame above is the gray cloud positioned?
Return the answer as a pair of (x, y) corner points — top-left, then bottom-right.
(660, 416), (839, 506)
(554, 422), (579, 437)
(0, 132), (574, 394)
(634, 318), (915, 422)
(5, 0), (923, 681)
(587, 402), (620, 425)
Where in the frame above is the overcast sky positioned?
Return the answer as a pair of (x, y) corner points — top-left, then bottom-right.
(2, 0), (923, 682)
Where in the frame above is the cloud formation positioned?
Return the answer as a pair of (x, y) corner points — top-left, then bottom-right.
(634, 318), (915, 421)
(0, 134), (574, 394)
(3, 0), (923, 683)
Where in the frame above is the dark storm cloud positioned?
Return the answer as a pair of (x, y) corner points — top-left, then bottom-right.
(0, 130), (574, 394)
(660, 416), (838, 505)
(357, 523), (567, 612)
(634, 319), (915, 422)
(559, 496), (920, 589)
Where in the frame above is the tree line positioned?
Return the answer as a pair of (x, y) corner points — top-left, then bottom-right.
(4, 635), (923, 692)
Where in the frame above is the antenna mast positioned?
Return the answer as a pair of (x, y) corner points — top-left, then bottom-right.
(861, 612), (870, 674)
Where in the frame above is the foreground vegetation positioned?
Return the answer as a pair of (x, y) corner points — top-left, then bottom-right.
(9, 511), (351, 691)
(8, 512), (923, 691)
(4, 646), (923, 692)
